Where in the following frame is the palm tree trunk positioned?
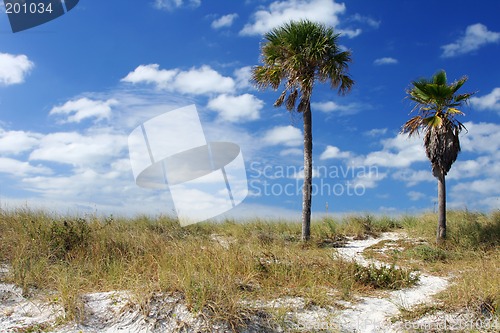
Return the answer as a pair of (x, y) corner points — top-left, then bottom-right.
(302, 103), (313, 241)
(437, 173), (447, 242)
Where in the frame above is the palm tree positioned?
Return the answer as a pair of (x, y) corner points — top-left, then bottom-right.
(252, 20), (354, 241)
(401, 70), (474, 242)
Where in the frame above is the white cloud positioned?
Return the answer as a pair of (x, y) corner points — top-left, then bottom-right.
(262, 125), (302, 147)
(452, 178), (500, 196)
(441, 23), (500, 58)
(234, 66), (253, 89)
(320, 145), (351, 160)
(207, 94), (263, 122)
(447, 157), (491, 180)
(280, 148), (303, 156)
(0, 52), (34, 85)
(174, 66), (235, 94)
(460, 122), (500, 154)
(364, 128), (387, 137)
(120, 64), (178, 88)
(338, 28), (362, 39)
(476, 196), (500, 211)
(374, 57), (398, 65)
(122, 64), (235, 95)
(393, 169), (433, 187)
(49, 98), (118, 123)
(352, 170), (387, 189)
(311, 101), (363, 115)
(212, 13), (238, 29)
(363, 134), (426, 168)
(240, 0), (346, 36)
(470, 87), (500, 113)
(0, 157), (51, 176)
(408, 191), (425, 201)
(0, 129), (41, 155)
(154, 0), (200, 11)
(20, 165), (140, 207)
(336, 13), (380, 39)
(29, 131), (127, 167)
(350, 13), (380, 28)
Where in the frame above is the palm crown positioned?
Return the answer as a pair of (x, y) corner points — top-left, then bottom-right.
(402, 70), (474, 177)
(252, 19), (354, 113)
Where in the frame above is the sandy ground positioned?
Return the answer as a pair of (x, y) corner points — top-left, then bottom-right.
(1, 232), (498, 332)
(332, 232), (450, 332)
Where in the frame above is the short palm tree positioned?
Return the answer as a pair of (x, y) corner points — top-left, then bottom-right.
(401, 70), (474, 242)
(252, 20), (354, 241)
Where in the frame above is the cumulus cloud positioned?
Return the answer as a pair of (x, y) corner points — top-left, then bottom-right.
(0, 52), (34, 85)
(441, 23), (500, 58)
(460, 121), (500, 154)
(447, 157), (491, 180)
(374, 57), (398, 65)
(320, 145), (351, 160)
(393, 169), (433, 187)
(29, 131), (127, 167)
(211, 13), (238, 29)
(470, 87), (500, 113)
(452, 178), (500, 196)
(154, 0), (200, 11)
(120, 64), (178, 88)
(280, 148), (303, 156)
(352, 170), (387, 189)
(262, 125), (302, 147)
(363, 134), (426, 168)
(49, 98), (118, 123)
(122, 64), (235, 95)
(174, 66), (234, 94)
(0, 129), (41, 155)
(337, 28), (362, 38)
(311, 101), (363, 115)
(233, 66), (253, 89)
(0, 157), (52, 177)
(240, 0), (346, 36)
(207, 93), (263, 122)
(364, 128), (387, 137)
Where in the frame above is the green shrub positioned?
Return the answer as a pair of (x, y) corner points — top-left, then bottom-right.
(353, 263), (419, 290)
(405, 244), (448, 263)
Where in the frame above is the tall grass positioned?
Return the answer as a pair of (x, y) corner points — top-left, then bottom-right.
(0, 208), (498, 328)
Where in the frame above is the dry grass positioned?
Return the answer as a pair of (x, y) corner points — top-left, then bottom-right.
(0, 208), (498, 330)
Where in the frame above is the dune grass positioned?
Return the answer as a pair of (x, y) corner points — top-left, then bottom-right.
(0, 208), (498, 329)
(365, 210), (500, 324)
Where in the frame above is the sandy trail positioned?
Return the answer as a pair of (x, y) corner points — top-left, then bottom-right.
(333, 232), (450, 332)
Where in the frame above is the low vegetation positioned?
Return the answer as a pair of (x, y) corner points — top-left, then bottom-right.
(0, 208), (498, 330)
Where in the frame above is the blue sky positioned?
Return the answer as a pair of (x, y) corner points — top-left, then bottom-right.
(0, 0), (499, 220)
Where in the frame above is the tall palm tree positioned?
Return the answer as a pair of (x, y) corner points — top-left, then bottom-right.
(401, 70), (474, 242)
(252, 20), (354, 241)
